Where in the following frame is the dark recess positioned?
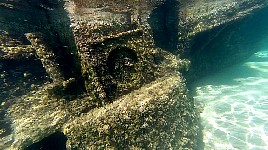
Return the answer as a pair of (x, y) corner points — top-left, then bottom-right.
(186, 5), (268, 82)
(107, 47), (138, 80)
(148, 0), (179, 54)
(25, 132), (67, 150)
(101, 47), (138, 100)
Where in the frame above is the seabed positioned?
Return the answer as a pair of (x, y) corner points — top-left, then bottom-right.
(191, 48), (268, 150)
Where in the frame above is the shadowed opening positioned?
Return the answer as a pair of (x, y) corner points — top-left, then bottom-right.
(107, 47), (138, 81)
(25, 132), (67, 150)
(148, 0), (179, 53)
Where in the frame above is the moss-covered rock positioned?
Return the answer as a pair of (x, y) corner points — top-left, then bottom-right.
(63, 75), (198, 149)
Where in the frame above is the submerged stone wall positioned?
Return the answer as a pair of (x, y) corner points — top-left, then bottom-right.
(0, 0), (268, 149)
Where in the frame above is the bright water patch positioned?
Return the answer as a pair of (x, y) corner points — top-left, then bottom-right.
(192, 50), (268, 149)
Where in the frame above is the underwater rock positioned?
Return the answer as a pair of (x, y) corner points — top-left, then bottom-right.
(179, 0), (268, 40)
(64, 75), (198, 149)
(1, 0), (268, 149)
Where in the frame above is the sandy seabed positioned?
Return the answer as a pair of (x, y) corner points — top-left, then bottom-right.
(191, 48), (268, 150)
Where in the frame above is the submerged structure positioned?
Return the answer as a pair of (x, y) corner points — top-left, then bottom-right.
(0, 0), (268, 149)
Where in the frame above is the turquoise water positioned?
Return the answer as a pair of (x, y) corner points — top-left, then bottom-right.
(191, 48), (268, 149)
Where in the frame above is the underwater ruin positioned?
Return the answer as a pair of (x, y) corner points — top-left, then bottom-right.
(1, 0), (268, 149)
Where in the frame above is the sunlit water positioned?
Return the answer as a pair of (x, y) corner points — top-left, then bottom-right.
(191, 49), (268, 150)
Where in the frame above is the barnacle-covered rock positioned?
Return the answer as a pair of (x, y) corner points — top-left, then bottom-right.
(0, 31), (35, 60)
(60, 0), (161, 101)
(179, 0), (268, 40)
(25, 33), (65, 83)
(2, 74), (198, 149)
(63, 75), (198, 149)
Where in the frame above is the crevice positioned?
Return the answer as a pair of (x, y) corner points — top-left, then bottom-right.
(148, 0), (179, 54)
(25, 132), (67, 150)
(104, 46), (138, 99)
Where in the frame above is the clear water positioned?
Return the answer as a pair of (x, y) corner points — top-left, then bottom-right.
(191, 48), (268, 149)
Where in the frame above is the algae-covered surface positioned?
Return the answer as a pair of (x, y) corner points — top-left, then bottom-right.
(0, 0), (198, 149)
(1, 0), (268, 149)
